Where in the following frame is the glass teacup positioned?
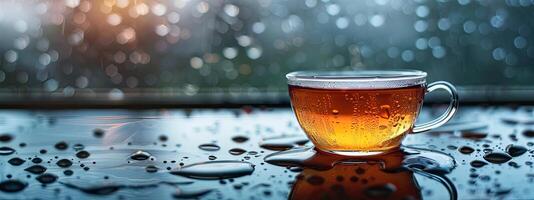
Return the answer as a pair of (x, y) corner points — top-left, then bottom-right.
(287, 70), (458, 156)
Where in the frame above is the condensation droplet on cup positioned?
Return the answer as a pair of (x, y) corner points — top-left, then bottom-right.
(379, 105), (391, 119)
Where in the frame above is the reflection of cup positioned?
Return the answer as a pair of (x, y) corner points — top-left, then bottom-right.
(287, 70), (458, 156)
(288, 150), (422, 200)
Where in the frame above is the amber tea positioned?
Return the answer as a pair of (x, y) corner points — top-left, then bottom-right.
(286, 70), (458, 156)
(289, 84), (425, 153)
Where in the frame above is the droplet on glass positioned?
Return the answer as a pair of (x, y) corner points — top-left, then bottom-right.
(379, 105), (390, 119)
(331, 109), (339, 115)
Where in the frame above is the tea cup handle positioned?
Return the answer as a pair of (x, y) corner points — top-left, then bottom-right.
(412, 81), (459, 134)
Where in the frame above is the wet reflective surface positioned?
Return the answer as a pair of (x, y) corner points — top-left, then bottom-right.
(0, 106), (534, 199)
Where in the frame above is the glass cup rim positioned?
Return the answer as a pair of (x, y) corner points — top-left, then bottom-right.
(286, 69), (427, 89)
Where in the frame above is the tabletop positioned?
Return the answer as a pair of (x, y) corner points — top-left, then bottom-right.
(0, 105), (533, 199)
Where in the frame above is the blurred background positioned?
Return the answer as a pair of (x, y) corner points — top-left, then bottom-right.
(0, 0), (533, 106)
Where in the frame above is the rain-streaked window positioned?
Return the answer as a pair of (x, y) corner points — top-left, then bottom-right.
(0, 0), (533, 101)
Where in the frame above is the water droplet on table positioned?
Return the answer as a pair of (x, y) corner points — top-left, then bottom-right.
(24, 165), (47, 174)
(31, 157), (42, 164)
(170, 160), (254, 180)
(129, 150), (151, 160)
(232, 136), (249, 143)
(198, 144), (221, 151)
(93, 128), (105, 138)
(36, 173), (58, 184)
(401, 148), (456, 174)
(63, 170), (74, 176)
(470, 160), (488, 168)
(459, 146), (474, 154)
(229, 148), (246, 155)
(76, 150), (90, 159)
(461, 132), (488, 140)
(62, 183), (121, 195)
(506, 144), (527, 157)
(523, 130), (534, 138)
(8, 157), (25, 166)
(0, 134), (13, 143)
(264, 147), (319, 168)
(0, 146), (15, 155)
(145, 165), (158, 173)
(483, 152), (512, 164)
(158, 135), (168, 142)
(73, 144), (85, 151)
(0, 180), (27, 193)
(54, 141), (69, 150)
(56, 159), (73, 168)
(173, 188), (213, 199)
(259, 135), (309, 151)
